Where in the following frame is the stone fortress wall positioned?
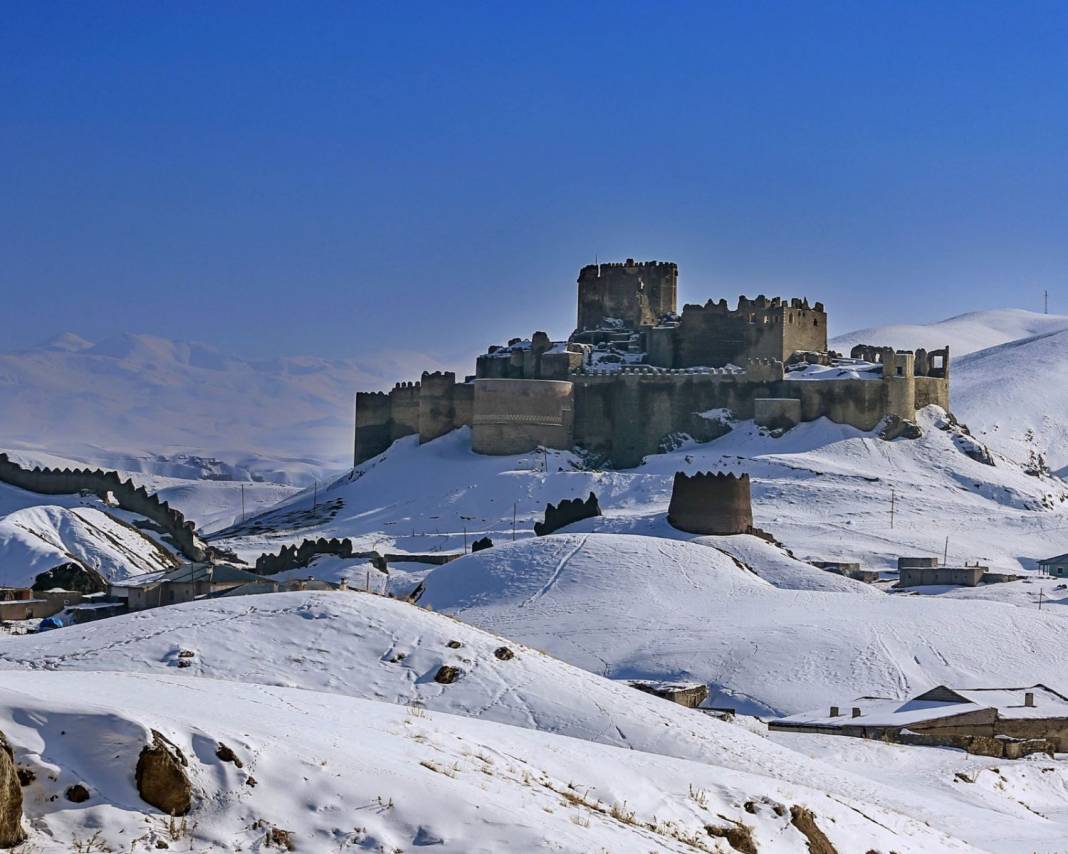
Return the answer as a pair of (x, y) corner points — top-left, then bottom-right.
(0, 453), (207, 561)
(354, 259), (952, 468)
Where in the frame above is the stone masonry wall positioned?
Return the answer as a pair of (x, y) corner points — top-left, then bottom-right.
(0, 453), (206, 561)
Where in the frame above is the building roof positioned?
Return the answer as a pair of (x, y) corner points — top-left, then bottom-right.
(1038, 553), (1068, 565)
(215, 581), (279, 598)
(158, 563), (263, 585)
(771, 684), (1068, 729)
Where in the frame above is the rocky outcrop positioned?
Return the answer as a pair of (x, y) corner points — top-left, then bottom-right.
(32, 562), (108, 594)
(471, 536), (493, 552)
(136, 730), (192, 816)
(0, 732), (25, 849)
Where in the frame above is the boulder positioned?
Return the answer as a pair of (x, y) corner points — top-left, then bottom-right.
(0, 732), (25, 848)
(136, 730), (192, 816)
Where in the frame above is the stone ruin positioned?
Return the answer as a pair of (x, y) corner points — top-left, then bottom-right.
(354, 258), (953, 470)
(0, 453), (208, 562)
(533, 492), (602, 536)
(667, 471), (754, 536)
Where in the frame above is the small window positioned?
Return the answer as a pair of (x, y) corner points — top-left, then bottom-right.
(813, 318), (819, 327)
(896, 366), (904, 376)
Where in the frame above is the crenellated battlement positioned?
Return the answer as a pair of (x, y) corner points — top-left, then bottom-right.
(354, 257), (952, 469)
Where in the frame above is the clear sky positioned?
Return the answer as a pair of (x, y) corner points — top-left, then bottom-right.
(3, 2), (1066, 361)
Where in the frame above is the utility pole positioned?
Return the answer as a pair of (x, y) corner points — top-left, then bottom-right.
(463, 526), (468, 554)
(1039, 588), (1044, 610)
(943, 536), (949, 566)
(889, 488), (895, 529)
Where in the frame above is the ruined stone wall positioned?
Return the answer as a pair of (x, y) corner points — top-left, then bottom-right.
(533, 492), (601, 536)
(576, 260), (678, 331)
(571, 366), (896, 467)
(389, 382), (421, 443)
(914, 376), (950, 411)
(353, 392), (393, 466)
(0, 453), (206, 561)
(419, 371), (459, 444)
(674, 297), (826, 368)
(471, 379), (574, 455)
(355, 375), (477, 465)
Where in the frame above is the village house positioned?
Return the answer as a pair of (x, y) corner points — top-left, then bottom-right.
(1039, 553), (1068, 578)
(0, 587), (84, 621)
(111, 563), (272, 611)
(769, 684), (1068, 759)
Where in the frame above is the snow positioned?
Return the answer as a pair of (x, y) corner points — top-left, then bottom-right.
(0, 668), (973, 853)
(0, 502), (176, 587)
(831, 307), (1068, 357)
(414, 532), (1068, 719)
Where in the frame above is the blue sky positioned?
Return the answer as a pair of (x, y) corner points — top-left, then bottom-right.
(2, 2), (1066, 360)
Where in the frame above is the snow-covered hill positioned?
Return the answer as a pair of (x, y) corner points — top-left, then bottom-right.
(832, 308), (1068, 472)
(953, 328), (1068, 474)
(0, 482), (185, 587)
(0, 590), (1048, 852)
(215, 408), (1068, 578)
(414, 533), (1068, 717)
(831, 307), (1068, 357)
(0, 332), (455, 485)
(0, 668), (972, 853)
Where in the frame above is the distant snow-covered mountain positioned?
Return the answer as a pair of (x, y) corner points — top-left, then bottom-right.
(833, 308), (1068, 473)
(831, 307), (1068, 357)
(0, 332), (457, 485)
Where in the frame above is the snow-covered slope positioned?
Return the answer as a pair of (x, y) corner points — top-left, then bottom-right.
(1, 590), (1052, 852)
(952, 328), (1068, 474)
(416, 534), (1068, 716)
(0, 669), (972, 853)
(831, 307), (1068, 357)
(215, 408), (1068, 578)
(0, 332), (455, 485)
(832, 308), (1068, 472)
(0, 482), (182, 587)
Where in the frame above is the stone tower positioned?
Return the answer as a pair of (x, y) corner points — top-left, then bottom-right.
(576, 260), (678, 331)
(667, 471), (754, 535)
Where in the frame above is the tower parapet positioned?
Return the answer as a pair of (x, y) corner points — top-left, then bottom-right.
(576, 259), (678, 332)
(667, 471), (754, 535)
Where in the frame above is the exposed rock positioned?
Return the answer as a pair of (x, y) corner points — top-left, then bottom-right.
(0, 732), (25, 848)
(15, 768), (33, 787)
(434, 666), (461, 684)
(267, 826), (295, 850)
(790, 805), (836, 854)
(136, 730), (192, 816)
(32, 562), (107, 594)
(706, 820), (757, 854)
(445, 640), (462, 649)
(215, 743), (244, 769)
(471, 536), (493, 552)
(493, 646), (514, 661)
(879, 415), (922, 441)
(65, 783), (90, 803)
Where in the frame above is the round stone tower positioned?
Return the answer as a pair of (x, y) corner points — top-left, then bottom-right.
(667, 471), (753, 535)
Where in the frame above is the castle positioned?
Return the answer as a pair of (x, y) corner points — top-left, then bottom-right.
(354, 259), (950, 468)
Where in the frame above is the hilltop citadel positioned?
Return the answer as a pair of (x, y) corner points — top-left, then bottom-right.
(354, 259), (950, 468)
